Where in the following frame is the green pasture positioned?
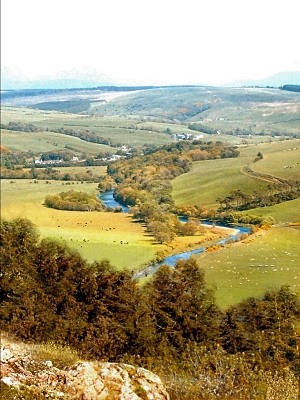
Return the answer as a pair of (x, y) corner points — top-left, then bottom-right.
(194, 226), (300, 309)
(38, 226), (157, 270)
(250, 141), (300, 180)
(172, 156), (267, 208)
(1, 107), (172, 150)
(1, 129), (114, 155)
(207, 105), (300, 137)
(247, 198), (300, 224)
(172, 139), (300, 210)
(0, 179), (159, 270)
(52, 165), (107, 176)
(1, 107), (83, 125)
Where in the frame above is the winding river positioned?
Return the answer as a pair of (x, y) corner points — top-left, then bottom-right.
(99, 190), (250, 278)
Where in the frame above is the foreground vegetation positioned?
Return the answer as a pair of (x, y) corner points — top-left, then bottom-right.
(1, 218), (299, 399)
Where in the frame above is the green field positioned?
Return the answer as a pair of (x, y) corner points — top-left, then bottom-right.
(247, 198), (300, 224)
(53, 165), (107, 175)
(0, 179), (160, 270)
(1, 128), (114, 155)
(172, 139), (300, 214)
(1, 107), (173, 152)
(172, 157), (265, 208)
(194, 226), (300, 309)
(250, 141), (300, 180)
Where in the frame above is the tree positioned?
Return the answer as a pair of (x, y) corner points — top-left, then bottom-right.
(147, 220), (176, 243)
(147, 259), (220, 350)
(0, 218), (39, 303)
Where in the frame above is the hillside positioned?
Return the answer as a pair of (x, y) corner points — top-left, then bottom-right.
(2, 86), (299, 142)
(172, 139), (300, 213)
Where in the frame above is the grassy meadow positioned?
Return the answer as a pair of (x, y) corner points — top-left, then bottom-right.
(250, 141), (300, 180)
(194, 226), (300, 309)
(0, 179), (160, 270)
(248, 198), (300, 223)
(172, 156), (266, 208)
(53, 165), (107, 175)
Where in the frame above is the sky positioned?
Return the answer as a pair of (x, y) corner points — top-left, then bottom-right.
(1, 0), (300, 89)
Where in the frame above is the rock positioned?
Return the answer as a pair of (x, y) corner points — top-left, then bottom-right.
(0, 334), (170, 399)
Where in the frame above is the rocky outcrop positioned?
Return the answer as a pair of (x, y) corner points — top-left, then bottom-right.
(1, 335), (169, 399)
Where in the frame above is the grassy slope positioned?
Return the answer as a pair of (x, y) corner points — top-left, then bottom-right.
(1, 107), (172, 151)
(172, 156), (267, 208)
(199, 88), (300, 136)
(248, 198), (300, 224)
(91, 86), (300, 135)
(194, 226), (300, 309)
(1, 128), (113, 155)
(250, 141), (300, 180)
(172, 139), (300, 214)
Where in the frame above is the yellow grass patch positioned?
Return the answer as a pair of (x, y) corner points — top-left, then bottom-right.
(1, 179), (160, 269)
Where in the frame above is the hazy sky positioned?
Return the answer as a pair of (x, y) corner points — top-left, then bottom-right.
(1, 0), (300, 88)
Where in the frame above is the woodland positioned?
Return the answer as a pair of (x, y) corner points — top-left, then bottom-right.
(1, 218), (299, 399)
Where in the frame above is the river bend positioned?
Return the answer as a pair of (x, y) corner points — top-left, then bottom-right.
(99, 190), (250, 278)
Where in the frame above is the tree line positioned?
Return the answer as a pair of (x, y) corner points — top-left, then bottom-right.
(216, 184), (300, 212)
(0, 165), (105, 182)
(1, 218), (299, 399)
(1, 120), (122, 147)
(1, 149), (75, 170)
(1, 121), (38, 132)
(281, 84), (300, 93)
(48, 127), (122, 148)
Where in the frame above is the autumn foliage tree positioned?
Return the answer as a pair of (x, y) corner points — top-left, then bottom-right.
(45, 190), (106, 211)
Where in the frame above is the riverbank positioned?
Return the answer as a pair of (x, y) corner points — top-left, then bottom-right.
(133, 224), (242, 278)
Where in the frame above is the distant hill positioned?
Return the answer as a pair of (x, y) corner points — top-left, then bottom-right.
(281, 84), (300, 93)
(2, 86), (300, 140)
(226, 71), (300, 87)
